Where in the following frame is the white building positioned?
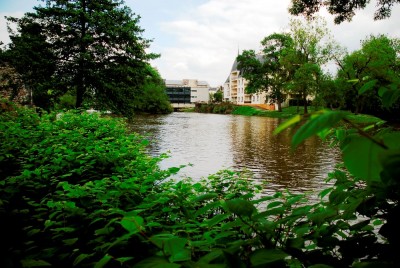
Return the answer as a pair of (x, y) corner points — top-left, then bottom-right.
(223, 58), (267, 106)
(164, 79), (210, 103)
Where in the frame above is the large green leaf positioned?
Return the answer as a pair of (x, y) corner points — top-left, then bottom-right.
(192, 193), (219, 203)
(358, 79), (377, 95)
(73, 253), (93, 266)
(226, 198), (256, 217)
(120, 216), (144, 234)
(379, 86), (400, 108)
(134, 257), (180, 268)
(250, 249), (288, 267)
(273, 114), (301, 135)
(20, 260), (51, 267)
(150, 235), (190, 262)
(94, 255), (112, 268)
(343, 135), (383, 180)
(342, 133), (400, 182)
(205, 214), (231, 227)
(379, 149), (400, 186)
(292, 110), (348, 149)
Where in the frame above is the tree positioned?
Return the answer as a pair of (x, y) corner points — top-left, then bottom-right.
(289, 0), (400, 23)
(336, 34), (400, 116)
(313, 73), (345, 109)
(237, 33), (293, 112)
(283, 17), (338, 113)
(132, 65), (172, 114)
(5, 15), (56, 109)
(213, 90), (223, 103)
(6, 0), (158, 116)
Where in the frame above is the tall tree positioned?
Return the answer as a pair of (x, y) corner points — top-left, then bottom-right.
(289, 0), (400, 23)
(237, 33), (294, 112)
(283, 17), (338, 113)
(6, 0), (158, 116)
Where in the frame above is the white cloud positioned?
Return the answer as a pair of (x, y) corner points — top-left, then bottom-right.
(150, 0), (400, 86)
(0, 12), (25, 46)
(1, 0), (399, 87)
(153, 0), (294, 86)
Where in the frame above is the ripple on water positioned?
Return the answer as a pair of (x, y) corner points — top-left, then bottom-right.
(129, 112), (341, 196)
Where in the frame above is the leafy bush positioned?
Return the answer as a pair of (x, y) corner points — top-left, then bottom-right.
(2, 98), (400, 267)
(195, 102), (236, 114)
(0, 108), (172, 266)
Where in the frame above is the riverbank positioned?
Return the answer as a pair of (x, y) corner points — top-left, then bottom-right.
(190, 103), (383, 125)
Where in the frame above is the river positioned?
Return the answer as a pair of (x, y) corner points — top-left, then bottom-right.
(128, 112), (341, 196)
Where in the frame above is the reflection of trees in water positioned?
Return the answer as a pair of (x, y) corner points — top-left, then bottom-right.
(129, 113), (341, 194)
(127, 115), (166, 155)
(229, 116), (341, 192)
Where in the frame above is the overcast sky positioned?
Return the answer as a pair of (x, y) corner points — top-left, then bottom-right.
(1, 0), (399, 86)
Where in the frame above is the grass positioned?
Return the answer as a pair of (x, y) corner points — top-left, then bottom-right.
(232, 105), (384, 125)
(232, 105), (320, 119)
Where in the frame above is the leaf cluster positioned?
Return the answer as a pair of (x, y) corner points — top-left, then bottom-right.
(289, 0), (399, 23)
(274, 106), (400, 266)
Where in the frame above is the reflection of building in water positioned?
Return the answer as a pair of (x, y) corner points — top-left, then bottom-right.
(229, 116), (340, 193)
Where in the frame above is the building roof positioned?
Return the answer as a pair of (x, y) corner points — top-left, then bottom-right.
(197, 81), (209, 86)
(164, 79), (184, 86)
(164, 79), (210, 87)
(225, 54), (265, 83)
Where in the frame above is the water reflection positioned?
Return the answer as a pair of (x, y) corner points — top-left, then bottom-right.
(229, 116), (340, 194)
(128, 112), (341, 194)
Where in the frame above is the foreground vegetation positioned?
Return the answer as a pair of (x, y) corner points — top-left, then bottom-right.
(1, 99), (399, 267)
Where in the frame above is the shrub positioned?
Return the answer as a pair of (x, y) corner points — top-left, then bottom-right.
(2, 102), (400, 267)
(0, 108), (172, 266)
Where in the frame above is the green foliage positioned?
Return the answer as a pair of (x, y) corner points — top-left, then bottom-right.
(232, 106), (263, 116)
(55, 92), (76, 110)
(337, 34), (400, 118)
(2, 100), (400, 267)
(4, 15), (57, 110)
(237, 33), (293, 111)
(0, 107), (171, 266)
(275, 106), (400, 266)
(283, 17), (339, 114)
(313, 73), (346, 109)
(5, 0), (158, 116)
(212, 90), (223, 103)
(195, 102), (236, 114)
(289, 0), (399, 23)
(132, 65), (173, 114)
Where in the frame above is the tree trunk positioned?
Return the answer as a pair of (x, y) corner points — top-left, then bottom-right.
(76, 81), (84, 108)
(303, 92), (308, 114)
(277, 101), (282, 112)
(75, 0), (87, 108)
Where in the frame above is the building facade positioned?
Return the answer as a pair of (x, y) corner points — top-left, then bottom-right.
(165, 79), (210, 104)
(223, 58), (267, 106)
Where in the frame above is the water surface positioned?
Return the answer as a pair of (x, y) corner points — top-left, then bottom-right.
(129, 112), (341, 195)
